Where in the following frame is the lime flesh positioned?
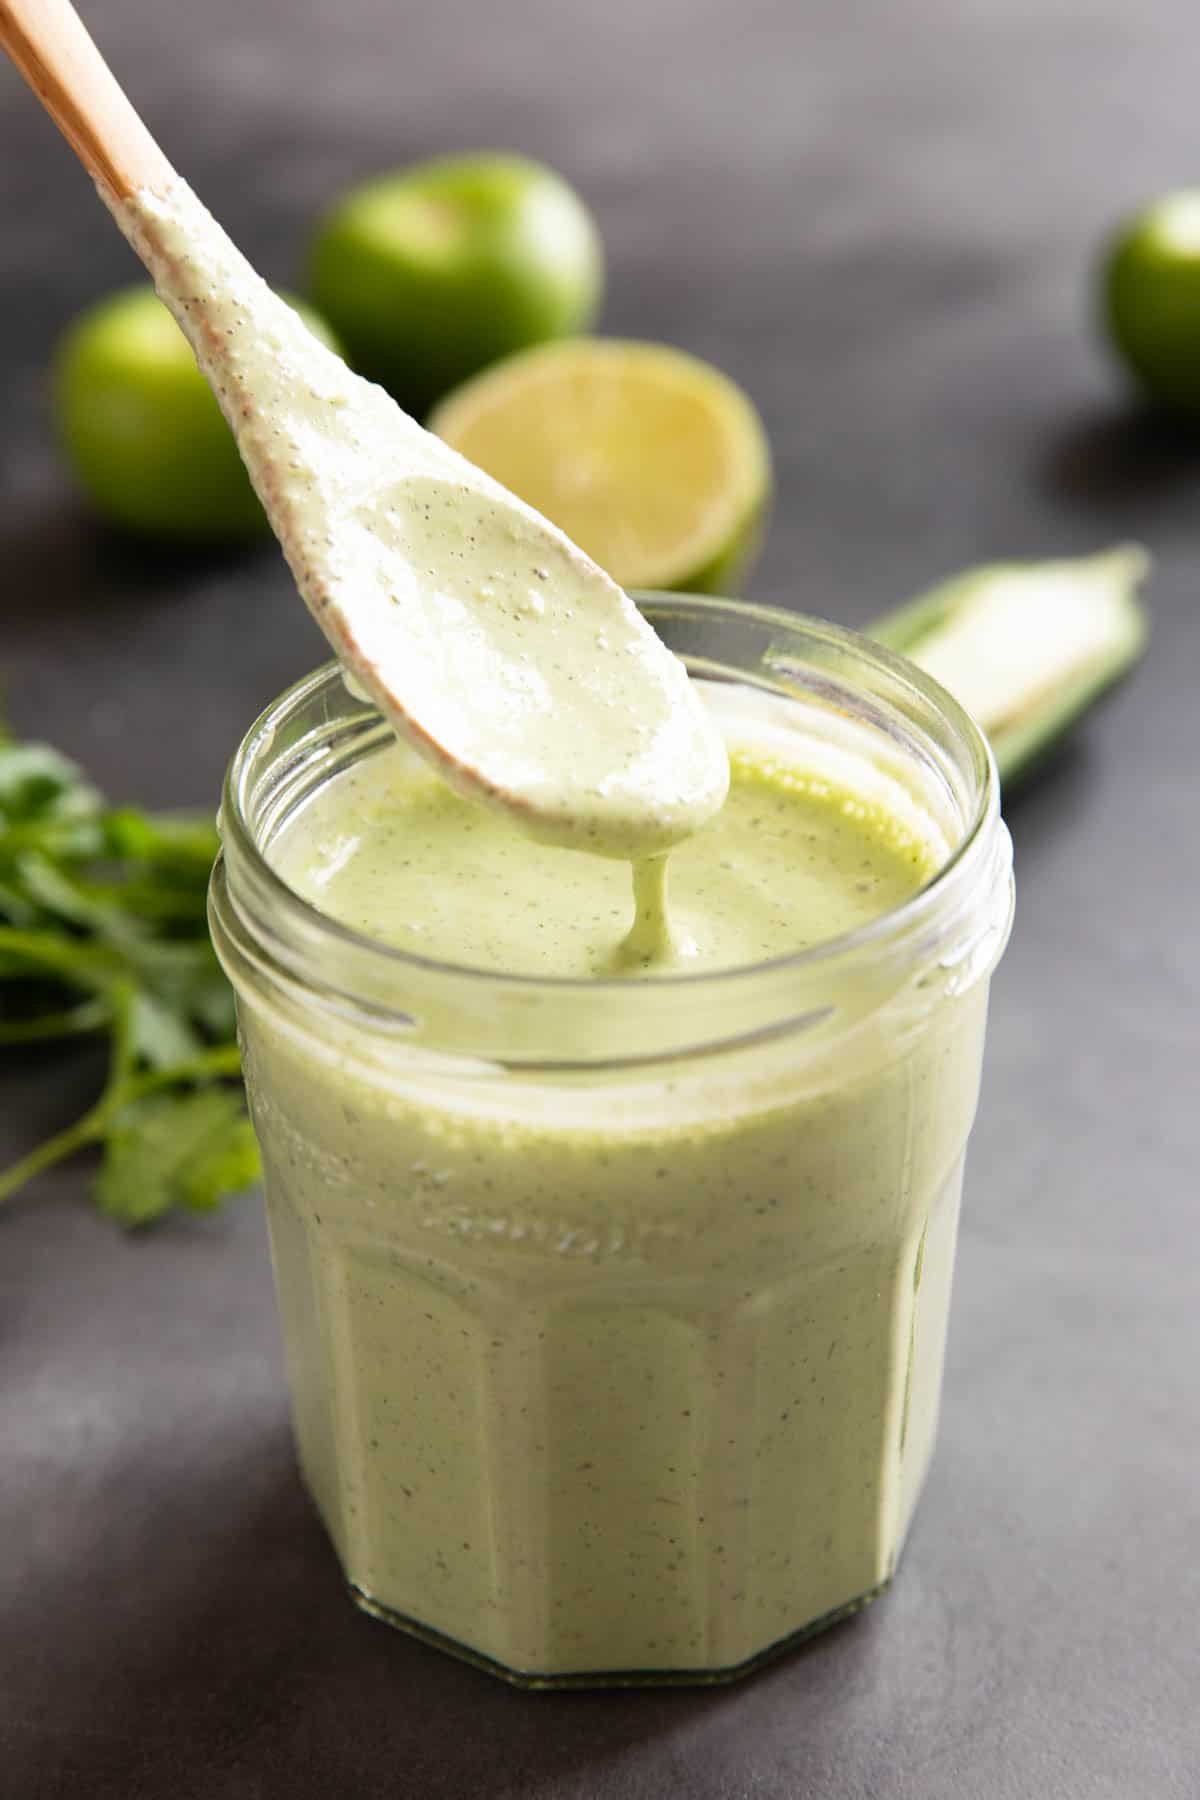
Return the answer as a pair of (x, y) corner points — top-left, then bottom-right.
(429, 338), (772, 593)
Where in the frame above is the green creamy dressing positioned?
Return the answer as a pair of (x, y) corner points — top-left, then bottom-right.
(274, 743), (934, 977)
(238, 714), (992, 1678)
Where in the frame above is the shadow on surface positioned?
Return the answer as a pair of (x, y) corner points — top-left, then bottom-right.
(999, 738), (1095, 849)
(0, 495), (262, 641)
(1040, 402), (1200, 511)
(10, 1420), (881, 1800)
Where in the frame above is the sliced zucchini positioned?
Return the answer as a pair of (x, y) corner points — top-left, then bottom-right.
(868, 546), (1150, 785)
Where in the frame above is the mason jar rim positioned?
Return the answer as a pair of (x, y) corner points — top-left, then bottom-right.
(211, 595), (1013, 1068)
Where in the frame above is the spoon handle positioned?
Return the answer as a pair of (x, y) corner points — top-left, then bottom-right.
(0, 0), (174, 198)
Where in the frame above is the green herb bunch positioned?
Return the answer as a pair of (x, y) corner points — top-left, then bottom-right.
(0, 720), (257, 1225)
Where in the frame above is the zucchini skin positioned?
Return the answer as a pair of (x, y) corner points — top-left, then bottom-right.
(865, 548), (1150, 787)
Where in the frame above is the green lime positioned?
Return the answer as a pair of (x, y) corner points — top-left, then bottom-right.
(53, 284), (340, 539)
(308, 153), (603, 417)
(1103, 190), (1200, 415)
(429, 338), (772, 593)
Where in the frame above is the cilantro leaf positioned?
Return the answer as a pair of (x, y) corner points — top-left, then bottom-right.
(0, 741), (103, 827)
(127, 989), (206, 1069)
(96, 1088), (260, 1228)
(0, 715), (254, 1227)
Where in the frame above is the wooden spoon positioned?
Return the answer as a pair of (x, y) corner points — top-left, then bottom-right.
(0, 0), (729, 861)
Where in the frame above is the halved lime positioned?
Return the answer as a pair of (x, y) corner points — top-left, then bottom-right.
(54, 284), (340, 539)
(429, 339), (772, 592)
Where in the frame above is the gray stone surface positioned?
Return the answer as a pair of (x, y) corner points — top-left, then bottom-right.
(2, 1), (1198, 1794)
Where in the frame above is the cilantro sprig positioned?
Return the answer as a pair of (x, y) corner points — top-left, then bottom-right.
(0, 722), (258, 1225)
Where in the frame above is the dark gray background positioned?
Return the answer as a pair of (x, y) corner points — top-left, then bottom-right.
(2, 1), (1198, 1795)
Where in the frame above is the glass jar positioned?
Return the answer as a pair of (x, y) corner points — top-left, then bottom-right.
(209, 595), (1014, 1688)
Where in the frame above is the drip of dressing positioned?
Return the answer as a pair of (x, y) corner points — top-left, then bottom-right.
(108, 179), (728, 961)
(617, 857), (698, 969)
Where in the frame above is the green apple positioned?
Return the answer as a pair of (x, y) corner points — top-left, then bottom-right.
(1103, 190), (1200, 416)
(308, 153), (604, 416)
(53, 284), (340, 539)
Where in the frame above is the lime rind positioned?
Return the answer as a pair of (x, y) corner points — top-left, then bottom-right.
(54, 285), (340, 540)
(1102, 190), (1200, 415)
(308, 155), (604, 416)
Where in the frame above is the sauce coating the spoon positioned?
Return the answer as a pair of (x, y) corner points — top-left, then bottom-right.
(109, 178), (729, 897)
